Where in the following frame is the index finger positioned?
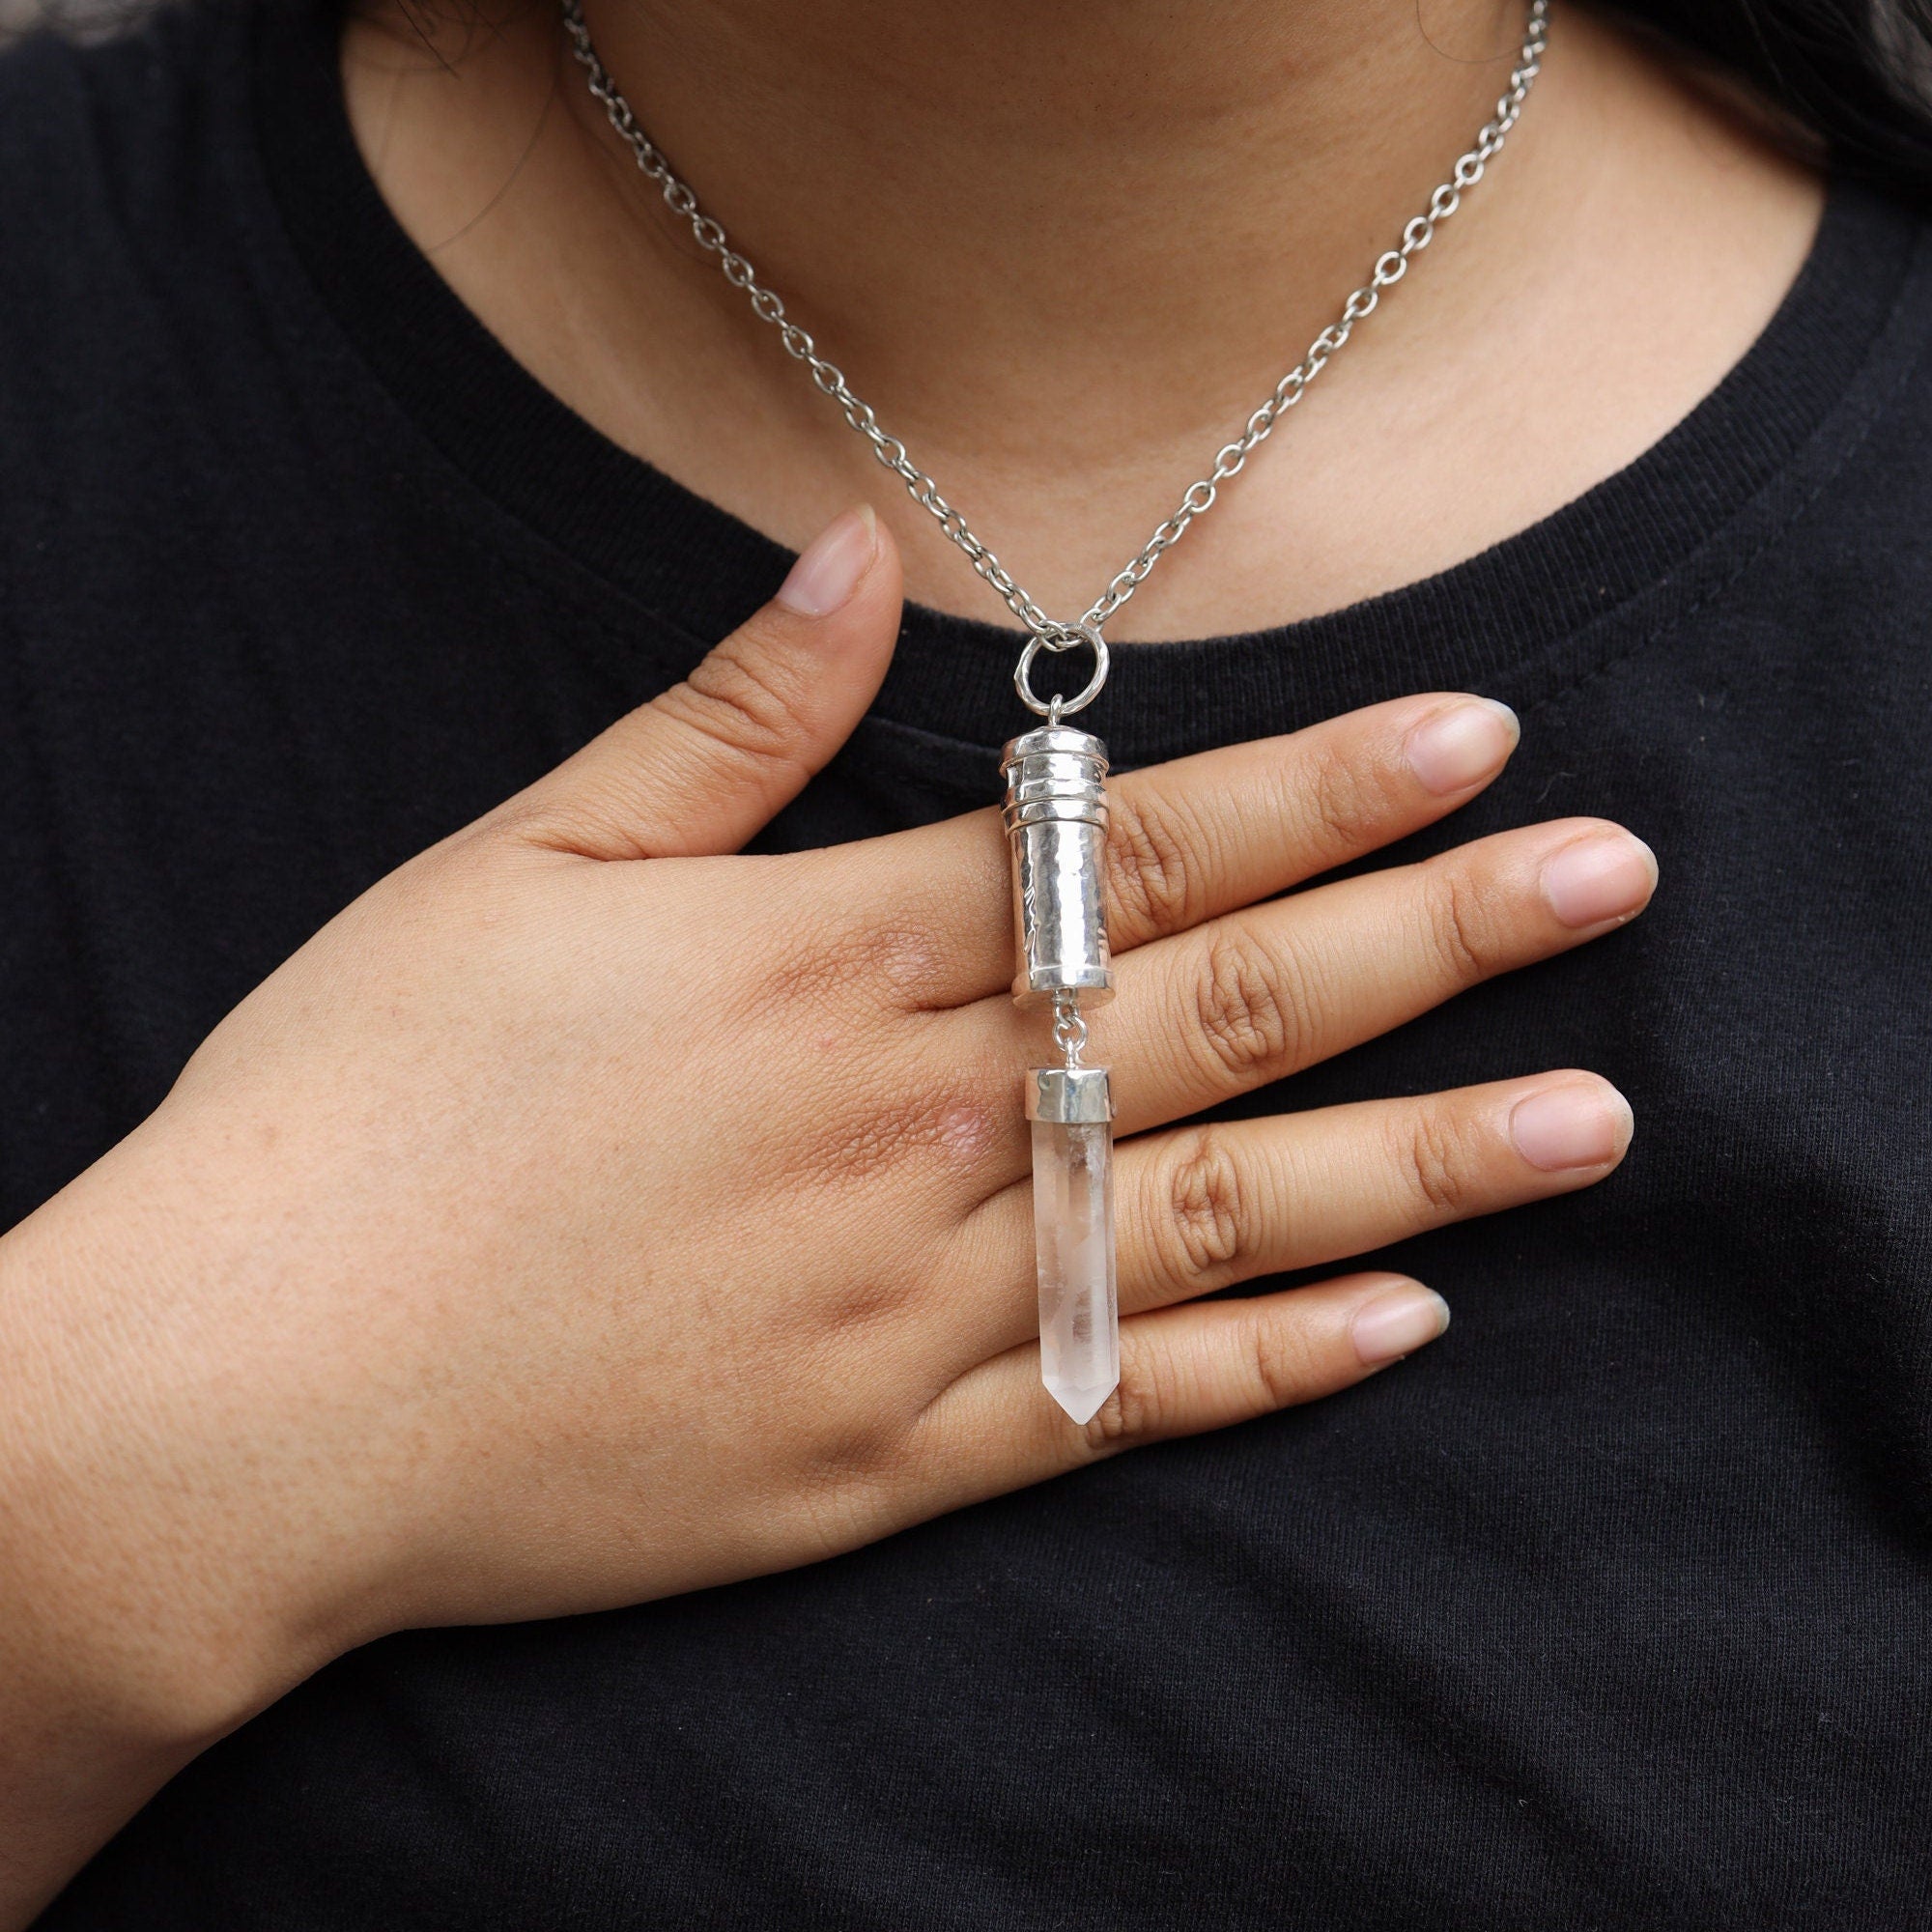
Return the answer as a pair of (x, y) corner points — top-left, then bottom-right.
(876, 691), (1521, 1011)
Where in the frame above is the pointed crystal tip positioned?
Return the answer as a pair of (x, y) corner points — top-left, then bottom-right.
(1047, 1379), (1118, 1427)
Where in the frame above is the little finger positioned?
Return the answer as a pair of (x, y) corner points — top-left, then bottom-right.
(906, 1272), (1451, 1509)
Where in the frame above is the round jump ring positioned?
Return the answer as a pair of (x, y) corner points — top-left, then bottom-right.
(1014, 622), (1109, 720)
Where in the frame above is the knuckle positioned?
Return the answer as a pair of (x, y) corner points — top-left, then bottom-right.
(1304, 737), (1387, 851)
(756, 893), (910, 1014)
(1424, 863), (1498, 984)
(866, 923), (953, 1009)
(1194, 928), (1300, 1078)
(810, 1088), (1004, 1192)
(1080, 1330), (1175, 1452)
(1106, 786), (1202, 942)
(1159, 1127), (1250, 1291)
(767, 1002), (1005, 1191)
(659, 634), (810, 774)
(754, 855), (952, 1013)
(760, 923), (873, 1010)
(1399, 1102), (1477, 1217)
(1248, 1309), (1321, 1409)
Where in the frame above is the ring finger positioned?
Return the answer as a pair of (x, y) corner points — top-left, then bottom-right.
(948, 1069), (1633, 1357)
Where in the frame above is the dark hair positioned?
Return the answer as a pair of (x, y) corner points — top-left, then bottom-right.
(1613, 0), (1932, 204)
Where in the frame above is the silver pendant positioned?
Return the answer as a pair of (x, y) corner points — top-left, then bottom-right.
(1001, 726), (1119, 1423)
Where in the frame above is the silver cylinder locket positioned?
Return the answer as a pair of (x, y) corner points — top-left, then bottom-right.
(1000, 725), (1114, 1009)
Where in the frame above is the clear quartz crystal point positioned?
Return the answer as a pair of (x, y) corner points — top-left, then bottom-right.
(1031, 1116), (1120, 1425)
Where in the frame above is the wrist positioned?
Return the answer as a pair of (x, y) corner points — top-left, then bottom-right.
(0, 1117), (370, 1797)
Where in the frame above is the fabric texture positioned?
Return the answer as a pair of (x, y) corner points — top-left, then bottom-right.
(3, 2), (1930, 1925)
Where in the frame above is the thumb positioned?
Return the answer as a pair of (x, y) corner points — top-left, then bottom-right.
(513, 504), (902, 860)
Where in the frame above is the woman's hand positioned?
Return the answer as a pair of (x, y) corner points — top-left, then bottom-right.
(0, 507), (1652, 1918)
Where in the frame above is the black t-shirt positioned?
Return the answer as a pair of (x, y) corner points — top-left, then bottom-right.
(5, 2), (1931, 1926)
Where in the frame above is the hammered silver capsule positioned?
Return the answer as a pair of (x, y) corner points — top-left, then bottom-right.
(999, 725), (1114, 1009)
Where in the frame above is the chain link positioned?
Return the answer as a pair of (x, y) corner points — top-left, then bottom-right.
(1052, 991), (1090, 1070)
(561, 0), (1549, 706)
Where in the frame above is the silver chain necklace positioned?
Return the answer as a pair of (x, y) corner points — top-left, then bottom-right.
(559, 0), (1550, 1425)
(562, 0), (1548, 719)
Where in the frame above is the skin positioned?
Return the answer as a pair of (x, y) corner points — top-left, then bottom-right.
(341, 0), (1821, 634)
(0, 0), (1819, 1919)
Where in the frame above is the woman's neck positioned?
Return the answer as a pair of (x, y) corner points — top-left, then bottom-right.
(344, 0), (1821, 638)
(554, 0), (1536, 440)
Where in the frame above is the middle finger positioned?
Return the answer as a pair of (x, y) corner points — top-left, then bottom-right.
(951, 813), (1657, 1140)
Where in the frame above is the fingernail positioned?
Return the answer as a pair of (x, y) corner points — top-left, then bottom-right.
(777, 504), (877, 616)
(1540, 831), (1657, 928)
(1509, 1079), (1634, 1172)
(1405, 697), (1520, 795)
(1351, 1285), (1451, 1365)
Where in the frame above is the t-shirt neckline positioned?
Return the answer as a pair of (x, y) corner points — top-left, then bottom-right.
(251, 0), (1925, 763)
